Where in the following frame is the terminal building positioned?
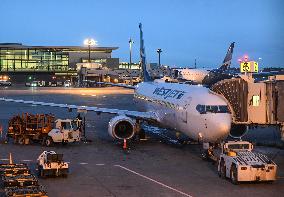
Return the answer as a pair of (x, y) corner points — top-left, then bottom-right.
(0, 43), (118, 82)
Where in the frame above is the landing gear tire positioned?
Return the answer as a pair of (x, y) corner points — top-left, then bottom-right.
(18, 137), (25, 145)
(230, 165), (239, 185)
(38, 166), (46, 178)
(13, 136), (18, 144)
(45, 136), (53, 147)
(201, 152), (208, 161)
(138, 128), (146, 140)
(219, 160), (226, 179)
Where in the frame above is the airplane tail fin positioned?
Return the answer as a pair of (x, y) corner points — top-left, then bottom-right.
(139, 23), (153, 82)
(219, 42), (235, 70)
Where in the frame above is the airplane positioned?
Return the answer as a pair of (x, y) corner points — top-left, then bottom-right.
(173, 42), (235, 86)
(0, 23), (232, 153)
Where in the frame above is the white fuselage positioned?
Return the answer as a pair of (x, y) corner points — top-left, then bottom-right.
(177, 69), (209, 83)
(134, 82), (231, 142)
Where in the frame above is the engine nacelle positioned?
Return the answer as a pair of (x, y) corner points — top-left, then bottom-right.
(108, 115), (136, 140)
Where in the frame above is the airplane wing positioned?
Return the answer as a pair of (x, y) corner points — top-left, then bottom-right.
(0, 98), (157, 121)
(84, 80), (136, 89)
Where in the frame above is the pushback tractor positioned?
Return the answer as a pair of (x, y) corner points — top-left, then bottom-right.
(218, 140), (277, 184)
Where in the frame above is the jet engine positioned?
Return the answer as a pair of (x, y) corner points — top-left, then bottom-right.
(229, 124), (248, 138)
(108, 115), (137, 140)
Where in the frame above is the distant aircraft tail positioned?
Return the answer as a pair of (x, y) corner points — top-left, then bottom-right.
(219, 42), (235, 70)
(139, 23), (153, 82)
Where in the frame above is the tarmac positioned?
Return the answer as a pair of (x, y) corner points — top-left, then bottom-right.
(0, 86), (283, 197)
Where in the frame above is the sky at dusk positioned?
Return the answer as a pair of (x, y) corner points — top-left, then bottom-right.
(0, 0), (283, 68)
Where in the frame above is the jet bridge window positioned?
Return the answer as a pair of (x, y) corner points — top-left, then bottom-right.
(252, 95), (260, 106)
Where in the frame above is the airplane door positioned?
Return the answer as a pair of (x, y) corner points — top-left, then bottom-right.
(178, 97), (192, 124)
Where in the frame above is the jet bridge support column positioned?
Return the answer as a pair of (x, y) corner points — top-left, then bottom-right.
(281, 124), (284, 142)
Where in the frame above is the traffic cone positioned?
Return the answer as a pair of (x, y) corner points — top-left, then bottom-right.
(123, 139), (127, 150)
(9, 153), (13, 164)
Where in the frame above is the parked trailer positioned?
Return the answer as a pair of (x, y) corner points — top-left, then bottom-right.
(0, 164), (30, 176)
(0, 162), (48, 197)
(2, 174), (38, 188)
(5, 186), (48, 197)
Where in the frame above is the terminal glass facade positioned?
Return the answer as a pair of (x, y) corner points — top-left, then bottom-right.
(0, 48), (69, 72)
(119, 62), (140, 69)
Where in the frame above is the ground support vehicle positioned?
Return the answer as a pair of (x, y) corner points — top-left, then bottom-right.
(0, 162), (48, 197)
(2, 174), (38, 188)
(5, 186), (48, 197)
(7, 113), (82, 146)
(0, 163), (30, 177)
(37, 151), (69, 178)
(0, 80), (12, 86)
(218, 140), (277, 184)
(7, 113), (55, 145)
(43, 119), (82, 147)
(0, 163), (38, 188)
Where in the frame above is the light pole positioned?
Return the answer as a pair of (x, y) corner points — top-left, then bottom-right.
(157, 48), (162, 67)
(258, 57), (262, 69)
(84, 38), (97, 63)
(129, 38), (134, 69)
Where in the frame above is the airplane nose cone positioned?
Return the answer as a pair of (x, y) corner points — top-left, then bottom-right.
(218, 122), (231, 138)
(205, 114), (231, 142)
(217, 114), (232, 138)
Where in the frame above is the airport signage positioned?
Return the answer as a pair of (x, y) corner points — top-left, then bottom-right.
(240, 61), (258, 73)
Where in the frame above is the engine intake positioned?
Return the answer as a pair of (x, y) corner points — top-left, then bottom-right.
(108, 115), (136, 140)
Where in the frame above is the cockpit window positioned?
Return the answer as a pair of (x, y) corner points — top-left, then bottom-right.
(196, 104), (230, 114)
(219, 105), (230, 113)
(206, 105), (218, 113)
(196, 104), (206, 114)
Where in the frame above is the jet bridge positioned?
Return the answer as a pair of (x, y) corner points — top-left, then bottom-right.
(211, 75), (284, 141)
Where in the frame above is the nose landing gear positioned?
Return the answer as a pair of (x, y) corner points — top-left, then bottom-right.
(201, 142), (218, 162)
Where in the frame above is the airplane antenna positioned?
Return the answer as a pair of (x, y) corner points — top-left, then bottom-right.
(194, 58), (197, 68)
